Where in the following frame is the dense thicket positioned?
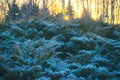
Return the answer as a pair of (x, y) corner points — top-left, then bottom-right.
(0, 18), (120, 80)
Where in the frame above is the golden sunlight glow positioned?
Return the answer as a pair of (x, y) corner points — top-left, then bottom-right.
(0, 0), (120, 24)
(63, 16), (69, 20)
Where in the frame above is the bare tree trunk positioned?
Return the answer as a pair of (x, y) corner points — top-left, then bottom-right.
(42, 0), (46, 16)
(111, 0), (115, 24)
(97, 0), (99, 19)
(27, 0), (33, 17)
(89, 0), (91, 14)
(82, 0), (85, 11)
(116, 0), (119, 24)
(68, 0), (73, 19)
(76, 0), (80, 17)
(95, 0), (97, 19)
(105, 0), (109, 23)
(62, 0), (65, 14)
(87, 0), (88, 11)
(1, 1), (7, 22)
(102, 0), (105, 21)
(118, 0), (120, 24)
(0, 1), (6, 23)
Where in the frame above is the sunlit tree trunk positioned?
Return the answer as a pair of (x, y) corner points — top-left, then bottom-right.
(59, 0), (61, 13)
(87, 0), (88, 11)
(100, 0), (103, 21)
(118, 0), (120, 24)
(42, 0), (45, 16)
(111, 0), (115, 24)
(105, 0), (109, 23)
(82, 0), (85, 12)
(62, 0), (65, 14)
(0, 1), (6, 22)
(27, 0), (33, 17)
(95, 0), (97, 19)
(68, 0), (73, 19)
(116, 0), (119, 24)
(42, 0), (48, 16)
(89, 0), (91, 14)
(97, 0), (99, 19)
(102, 0), (105, 21)
(76, 0), (80, 17)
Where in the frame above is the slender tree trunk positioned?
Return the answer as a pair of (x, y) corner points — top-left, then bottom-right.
(82, 0), (85, 11)
(111, 0), (115, 24)
(89, 0), (91, 14)
(106, 0), (109, 23)
(118, 0), (120, 24)
(1, 1), (7, 22)
(42, 0), (47, 16)
(116, 0), (119, 24)
(97, 0), (99, 19)
(102, 0), (105, 21)
(95, 0), (97, 19)
(68, 0), (73, 19)
(62, 0), (65, 14)
(28, 0), (33, 17)
(87, 0), (88, 11)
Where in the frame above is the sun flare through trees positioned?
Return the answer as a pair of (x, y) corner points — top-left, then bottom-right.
(0, 0), (120, 24)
